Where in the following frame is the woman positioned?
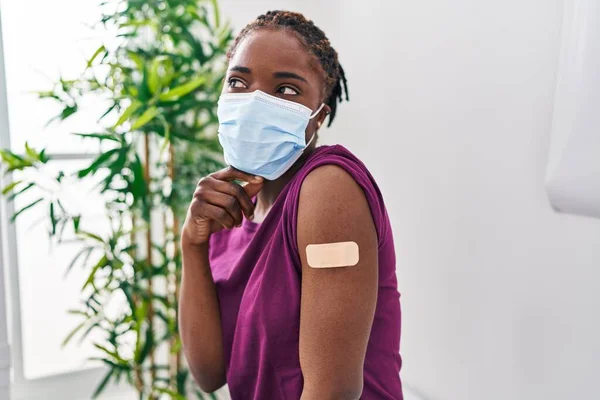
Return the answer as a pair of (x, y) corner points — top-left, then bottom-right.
(179, 10), (402, 400)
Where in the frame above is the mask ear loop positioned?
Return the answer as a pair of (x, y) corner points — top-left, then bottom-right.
(305, 131), (317, 147)
(306, 104), (327, 147)
(309, 103), (326, 119)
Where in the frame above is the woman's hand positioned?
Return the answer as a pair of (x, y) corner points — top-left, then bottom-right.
(181, 166), (264, 246)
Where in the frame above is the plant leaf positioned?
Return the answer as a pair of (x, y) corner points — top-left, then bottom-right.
(6, 182), (35, 202)
(129, 153), (148, 206)
(77, 148), (119, 178)
(24, 142), (38, 161)
(0, 149), (34, 172)
(0, 149), (24, 163)
(159, 76), (206, 101)
(93, 343), (122, 361)
(176, 369), (189, 397)
(61, 105), (78, 120)
(148, 56), (172, 94)
(210, 0), (220, 27)
(156, 389), (186, 400)
(75, 132), (119, 142)
(47, 105), (78, 126)
(62, 321), (87, 347)
(49, 202), (57, 235)
(131, 106), (159, 130)
(78, 231), (105, 243)
(82, 255), (108, 290)
(2, 180), (23, 195)
(11, 197), (43, 222)
(65, 246), (93, 276)
(134, 325), (153, 364)
(98, 103), (117, 122)
(91, 368), (114, 399)
(87, 45), (106, 68)
(72, 215), (81, 232)
(127, 50), (144, 70)
(39, 149), (49, 163)
(113, 100), (142, 128)
(78, 321), (100, 344)
(66, 309), (88, 316)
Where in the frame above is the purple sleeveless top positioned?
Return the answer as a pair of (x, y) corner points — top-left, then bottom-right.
(209, 145), (403, 399)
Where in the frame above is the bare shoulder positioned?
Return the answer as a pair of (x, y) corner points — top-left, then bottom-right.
(297, 164), (375, 243)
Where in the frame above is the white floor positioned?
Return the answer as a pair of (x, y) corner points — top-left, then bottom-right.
(96, 382), (423, 400)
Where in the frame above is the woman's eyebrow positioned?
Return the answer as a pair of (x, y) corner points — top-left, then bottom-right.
(273, 71), (308, 83)
(229, 66), (251, 73)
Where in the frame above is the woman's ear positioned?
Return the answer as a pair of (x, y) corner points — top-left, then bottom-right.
(316, 104), (332, 130)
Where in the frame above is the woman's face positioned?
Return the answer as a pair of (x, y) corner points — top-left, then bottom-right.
(223, 28), (331, 144)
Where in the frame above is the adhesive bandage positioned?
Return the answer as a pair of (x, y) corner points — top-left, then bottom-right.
(305, 241), (359, 268)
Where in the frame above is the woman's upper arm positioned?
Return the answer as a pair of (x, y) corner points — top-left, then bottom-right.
(297, 165), (379, 399)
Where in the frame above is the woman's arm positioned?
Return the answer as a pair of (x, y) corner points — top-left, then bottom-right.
(179, 240), (225, 392)
(297, 165), (379, 400)
(179, 167), (263, 393)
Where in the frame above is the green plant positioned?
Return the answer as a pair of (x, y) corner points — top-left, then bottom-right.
(0, 0), (232, 398)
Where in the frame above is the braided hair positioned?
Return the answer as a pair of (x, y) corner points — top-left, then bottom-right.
(227, 10), (349, 127)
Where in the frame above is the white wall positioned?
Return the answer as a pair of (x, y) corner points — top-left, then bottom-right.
(0, 7), (14, 398)
(3, 1), (598, 399)
(0, 215), (10, 400)
(222, 1), (600, 400)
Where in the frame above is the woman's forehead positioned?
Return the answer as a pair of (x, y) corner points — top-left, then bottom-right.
(229, 28), (321, 76)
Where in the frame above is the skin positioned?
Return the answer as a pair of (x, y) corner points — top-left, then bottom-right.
(179, 28), (378, 399)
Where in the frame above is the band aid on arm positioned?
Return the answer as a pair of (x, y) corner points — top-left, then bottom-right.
(305, 241), (360, 269)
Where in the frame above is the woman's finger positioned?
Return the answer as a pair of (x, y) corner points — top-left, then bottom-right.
(210, 178), (261, 219)
(200, 190), (244, 227)
(211, 165), (264, 184)
(191, 201), (235, 229)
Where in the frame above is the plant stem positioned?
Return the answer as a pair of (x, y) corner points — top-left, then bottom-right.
(143, 133), (156, 397)
(168, 143), (182, 389)
(131, 213), (146, 396)
(174, 211), (182, 374)
(134, 362), (145, 396)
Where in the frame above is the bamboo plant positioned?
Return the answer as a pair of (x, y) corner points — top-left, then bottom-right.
(0, 0), (232, 398)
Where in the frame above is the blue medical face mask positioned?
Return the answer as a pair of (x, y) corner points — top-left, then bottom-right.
(217, 90), (325, 180)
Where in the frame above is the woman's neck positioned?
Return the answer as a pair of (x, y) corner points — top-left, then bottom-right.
(253, 147), (317, 221)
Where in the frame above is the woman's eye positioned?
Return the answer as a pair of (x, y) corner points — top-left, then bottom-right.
(277, 86), (299, 96)
(228, 78), (247, 89)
